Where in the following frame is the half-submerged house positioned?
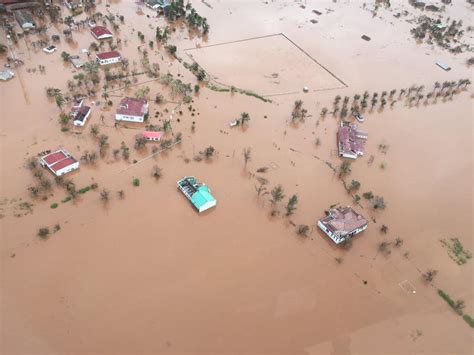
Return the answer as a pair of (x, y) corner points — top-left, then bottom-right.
(96, 51), (121, 65)
(14, 9), (35, 30)
(90, 25), (112, 40)
(39, 149), (79, 176)
(143, 131), (162, 141)
(337, 121), (368, 159)
(177, 176), (216, 213)
(115, 97), (148, 122)
(70, 101), (91, 126)
(318, 206), (368, 244)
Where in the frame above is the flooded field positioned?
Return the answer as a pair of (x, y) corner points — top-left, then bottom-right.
(1, 0), (473, 354)
(185, 33), (345, 95)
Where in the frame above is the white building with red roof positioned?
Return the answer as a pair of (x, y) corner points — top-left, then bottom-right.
(39, 149), (80, 176)
(318, 206), (368, 244)
(96, 51), (121, 66)
(337, 121), (368, 159)
(115, 97), (149, 123)
(90, 26), (112, 40)
(143, 131), (162, 141)
(71, 105), (91, 126)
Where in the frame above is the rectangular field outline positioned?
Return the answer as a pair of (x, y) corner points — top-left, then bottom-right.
(184, 33), (347, 97)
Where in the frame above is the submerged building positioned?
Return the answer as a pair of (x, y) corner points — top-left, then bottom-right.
(337, 121), (368, 159)
(39, 149), (80, 176)
(115, 97), (148, 122)
(177, 176), (216, 213)
(14, 9), (35, 30)
(318, 206), (368, 244)
(96, 51), (121, 65)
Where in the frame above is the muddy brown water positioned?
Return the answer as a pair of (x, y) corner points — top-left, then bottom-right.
(1, 1), (473, 354)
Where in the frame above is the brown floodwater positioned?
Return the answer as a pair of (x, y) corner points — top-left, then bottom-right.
(1, 1), (473, 354)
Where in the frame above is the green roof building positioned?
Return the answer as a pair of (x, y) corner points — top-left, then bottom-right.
(177, 176), (216, 213)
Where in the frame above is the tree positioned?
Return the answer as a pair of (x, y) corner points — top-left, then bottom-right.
(61, 51), (71, 62)
(255, 180), (268, 197)
(320, 107), (328, 117)
(134, 134), (147, 150)
(378, 241), (391, 255)
(203, 146), (215, 159)
(339, 160), (352, 178)
(38, 227), (50, 238)
(371, 196), (386, 210)
(422, 269), (438, 282)
(151, 165), (162, 180)
(26, 156), (37, 170)
(395, 238), (404, 247)
(54, 92), (65, 109)
(117, 190), (125, 199)
(100, 189), (110, 203)
(380, 224), (388, 234)
(163, 119), (172, 132)
(349, 180), (360, 191)
(98, 134), (109, 157)
(242, 147), (251, 166)
(454, 300), (465, 314)
(121, 141), (130, 160)
(90, 124), (100, 137)
(240, 112), (250, 125)
(296, 225), (309, 236)
(270, 185), (285, 205)
(285, 194), (298, 216)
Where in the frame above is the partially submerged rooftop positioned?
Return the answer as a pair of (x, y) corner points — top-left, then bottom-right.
(337, 121), (368, 159)
(318, 207), (368, 244)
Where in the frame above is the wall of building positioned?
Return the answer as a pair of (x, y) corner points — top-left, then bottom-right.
(115, 114), (144, 122)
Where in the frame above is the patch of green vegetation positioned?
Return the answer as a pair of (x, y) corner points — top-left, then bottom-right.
(462, 314), (474, 328)
(78, 186), (91, 194)
(50, 203), (58, 209)
(61, 196), (72, 203)
(440, 238), (472, 265)
(438, 289), (456, 309)
(132, 178), (140, 187)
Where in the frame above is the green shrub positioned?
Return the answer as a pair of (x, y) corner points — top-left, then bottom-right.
(50, 203), (58, 209)
(133, 178), (140, 187)
(462, 314), (474, 328)
(38, 227), (50, 238)
(78, 186), (91, 194)
(61, 196), (72, 203)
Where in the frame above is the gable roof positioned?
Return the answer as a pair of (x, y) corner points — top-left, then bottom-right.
(90, 26), (112, 38)
(117, 97), (148, 117)
(96, 51), (121, 60)
(143, 131), (162, 139)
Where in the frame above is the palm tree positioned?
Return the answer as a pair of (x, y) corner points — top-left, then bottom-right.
(151, 165), (162, 180)
(100, 189), (110, 203)
(422, 269), (438, 282)
(240, 112), (250, 125)
(285, 194), (298, 216)
(395, 238), (404, 247)
(270, 185), (285, 205)
(242, 147), (251, 166)
(320, 107), (328, 117)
